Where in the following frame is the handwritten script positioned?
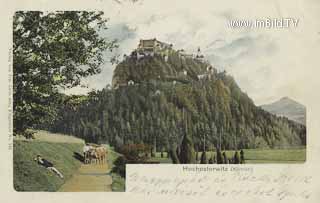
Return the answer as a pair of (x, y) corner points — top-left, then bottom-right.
(127, 165), (313, 201)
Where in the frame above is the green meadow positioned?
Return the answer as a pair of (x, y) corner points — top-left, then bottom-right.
(149, 148), (306, 164)
(13, 130), (126, 192)
(13, 140), (84, 191)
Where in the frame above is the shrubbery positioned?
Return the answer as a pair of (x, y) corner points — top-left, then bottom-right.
(200, 151), (207, 164)
(240, 149), (245, 164)
(118, 143), (151, 162)
(222, 152), (228, 164)
(195, 148), (199, 161)
(111, 156), (126, 178)
(169, 147), (180, 164)
(208, 157), (214, 164)
(216, 148), (223, 164)
(234, 151), (240, 164)
(112, 143), (153, 179)
(179, 133), (196, 164)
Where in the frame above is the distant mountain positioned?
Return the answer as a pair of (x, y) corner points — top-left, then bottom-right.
(260, 97), (306, 125)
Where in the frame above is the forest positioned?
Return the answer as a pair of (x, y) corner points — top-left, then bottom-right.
(44, 51), (306, 158)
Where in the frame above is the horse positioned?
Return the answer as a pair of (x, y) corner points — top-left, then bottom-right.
(86, 146), (107, 164)
(83, 144), (93, 164)
(95, 146), (107, 164)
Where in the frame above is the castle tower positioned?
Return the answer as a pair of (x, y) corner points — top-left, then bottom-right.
(196, 47), (204, 61)
(197, 47), (201, 57)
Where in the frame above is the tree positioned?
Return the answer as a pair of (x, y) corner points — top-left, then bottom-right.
(216, 148), (223, 164)
(222, 152), (228, 164)
(111, 156), (127, 178)
(160, 148), (164, 158)
(13, 11), (118, 135)
(208, 157), (214, 164)
(179, 132), (196, 164)
(195, 146), (199, 162)
(234, 151), (240, 164)
(200, 150), (207, 164)
(169, 145), (180, 164)
(240, 149), (245, 164)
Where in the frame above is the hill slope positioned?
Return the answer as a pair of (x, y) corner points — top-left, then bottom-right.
(112, 50), (212, 87)
(13, 132), (84, 191)
(261, 97), (306, 125)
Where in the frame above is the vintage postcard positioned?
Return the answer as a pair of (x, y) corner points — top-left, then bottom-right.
(1, 0), (320, 202)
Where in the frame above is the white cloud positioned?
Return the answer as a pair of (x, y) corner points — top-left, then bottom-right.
(65, 0), (320, 106)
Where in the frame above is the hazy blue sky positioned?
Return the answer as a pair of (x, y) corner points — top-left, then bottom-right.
(65, 0), (320, 106)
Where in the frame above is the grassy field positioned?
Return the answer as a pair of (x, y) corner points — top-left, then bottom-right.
(14, 130), (125, 192)
(149, 152), (172, 163)
(13, 140), (84, 191)
(13, 129), (305, 191)
(106, 146), (125, 192)
(238, 148), (306, 163)
(14, 130), (85, 144)
(148, 148), (306, 164)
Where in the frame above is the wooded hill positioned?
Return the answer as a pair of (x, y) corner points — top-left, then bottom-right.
(48, 48), (306, 153)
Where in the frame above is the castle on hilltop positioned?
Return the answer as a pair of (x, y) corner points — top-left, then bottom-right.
(138, 38), (172, 55)
(131, 38), (207, 63)
(131, 38), (173, 60)
(114, 38), (217, 89)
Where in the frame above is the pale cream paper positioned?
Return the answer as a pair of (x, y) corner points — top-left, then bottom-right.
(1, 0), (320, 203)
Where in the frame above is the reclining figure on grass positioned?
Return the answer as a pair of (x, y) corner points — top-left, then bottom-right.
(34, 155), (64, 179)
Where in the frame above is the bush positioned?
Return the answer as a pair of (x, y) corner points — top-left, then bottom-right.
(222, 152), (228, 164)
(111, 156), (127, 178)
(240, 149), (245, 164)
(118, 143), (150, 162)
(200, 151), (207, 164)
(176, 147), (180, 159)
(179, 133), (196, 164)
(195, 148), (199, 161)
(213, 155), (216, 163)
(208, 157), (214, 164)
(216, 148), (223, 164)
(151, 147), (155, 157)
(234, 151), (240, 164)
(169, 147), (180, 164)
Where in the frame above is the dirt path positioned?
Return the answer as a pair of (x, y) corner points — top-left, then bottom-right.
(59, 163), (112, 192)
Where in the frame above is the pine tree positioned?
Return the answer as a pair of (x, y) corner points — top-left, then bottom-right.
(216, 148), (223, 164)
(195, 146), (199, 162)
(240, 149), (245, 164)
(222, 152), (228, 164)
(169, 146), (180, 164)
(176, 146), (180, 159)
(160, 148), (164, 158)
(208, 157), (214, 164)
(234, 151), (240, 164)
(179, 133), (196, 164)
(200, 150), (207, 164)
(213, 155), (216, 163)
